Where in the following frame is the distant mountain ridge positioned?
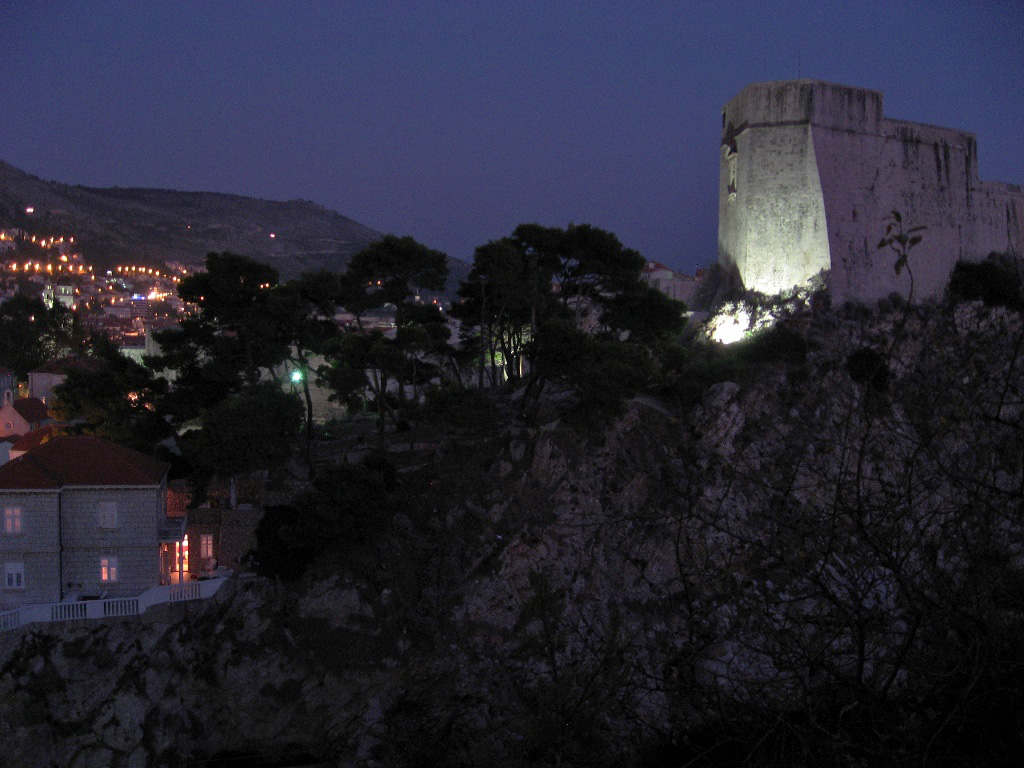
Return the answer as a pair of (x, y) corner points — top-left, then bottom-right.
(0, 159), (384, 279)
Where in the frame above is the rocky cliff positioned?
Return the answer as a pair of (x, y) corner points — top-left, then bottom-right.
(3, 298), (1024, 766)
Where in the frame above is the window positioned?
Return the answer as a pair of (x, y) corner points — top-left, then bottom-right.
(200, 534), (214, 560)
(3, 507), (22, 535)
(4, 562), (24, 589)
(98, 502), (118, 529)
(100, 557), (118, 583)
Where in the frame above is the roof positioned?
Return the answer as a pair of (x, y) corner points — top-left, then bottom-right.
(10, 425), (55, 453)
(29, 357), (104, 376)
(12, 398), (49, 423)
(0, 436), (168, 490)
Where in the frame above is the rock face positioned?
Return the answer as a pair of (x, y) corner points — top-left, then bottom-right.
(3, 300), (1024, 765)
(0, 577), (387, 766)
(718, 80), (1024, 302)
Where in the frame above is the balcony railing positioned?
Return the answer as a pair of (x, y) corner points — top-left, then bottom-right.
(0, 577), (228, 633)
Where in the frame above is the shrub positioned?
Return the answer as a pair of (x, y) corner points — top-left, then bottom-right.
(736, 324), (808, 365)
(948, 254), (1024, 310)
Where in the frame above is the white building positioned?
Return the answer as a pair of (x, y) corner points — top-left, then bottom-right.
(640, 261), (704, 306)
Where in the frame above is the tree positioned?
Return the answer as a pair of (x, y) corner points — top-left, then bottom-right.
(183, 381), (303, 489)
(455, 223), (685, 396)
(599, 281), (688, 343)
(321, 236), (449, 431)
(150, 252), (288, 421)
(50, 334), (169, 451)
(542, 223), (647, 328)
(0, 294), (83, 378)
(263, 271), (345, 459)
(528, 317), (657, 424)
(454, 237), (552, 387)
(340, 235), (448, 326)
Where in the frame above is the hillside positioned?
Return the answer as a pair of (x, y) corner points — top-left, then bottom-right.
(0, 159), (383, 280)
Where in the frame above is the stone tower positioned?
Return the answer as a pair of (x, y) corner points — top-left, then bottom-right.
(718, 80), (1023, 303)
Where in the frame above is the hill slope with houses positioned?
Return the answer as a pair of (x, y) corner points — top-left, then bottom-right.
(0, 159), (384, 280)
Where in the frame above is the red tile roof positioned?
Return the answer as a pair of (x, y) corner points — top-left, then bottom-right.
(12, 398), (49, 424)
(0, 436), (168, 489)
(10, 425), (55, 453)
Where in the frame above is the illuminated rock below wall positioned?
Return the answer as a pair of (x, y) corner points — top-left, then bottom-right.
(718, 80), (1024, 303)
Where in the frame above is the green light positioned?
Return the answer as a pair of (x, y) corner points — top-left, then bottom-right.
(291, 370), (303, 383)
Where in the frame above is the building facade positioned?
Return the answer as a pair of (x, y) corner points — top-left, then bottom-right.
(718, 80), (1024, 303)
(0, 436), (183, 610)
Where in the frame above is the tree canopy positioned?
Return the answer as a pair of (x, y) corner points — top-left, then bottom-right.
(453, 222), (687, 416)
(0, 294), (83, 377)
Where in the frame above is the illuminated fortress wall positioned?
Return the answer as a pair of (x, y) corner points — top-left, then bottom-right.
(718, 81), (1024, 303)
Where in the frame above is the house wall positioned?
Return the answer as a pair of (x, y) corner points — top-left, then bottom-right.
(718, 80), (1024, 303)
(186, 506), (260, 574)
(184, 509), (221, 576)
(60, 484), (165, 599)
(28, 372), (65, 405)
(0, 491), (60, 608)
(641, 269), (701, 305)
(0, 372), (15, 404)
(0, 403), (31, 437)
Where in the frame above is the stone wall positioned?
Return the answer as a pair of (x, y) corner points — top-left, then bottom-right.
(61, 485), (164, 599)
(718, 80), (1024, 303)
(0, 491), (60, 608)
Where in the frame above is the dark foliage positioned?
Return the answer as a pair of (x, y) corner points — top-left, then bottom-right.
(182, 382), (303, 491)
(416, 386), (501, 432)
(948, 254), (1024, 310)
(845, 346), (890, 392)
(735, 324), (808, 365)
(252, 454), (397, 580)
(0, 294), (83, 377)
(50, 334), (170, 451)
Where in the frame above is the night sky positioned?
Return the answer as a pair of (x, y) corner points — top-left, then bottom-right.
(2, 1), (1021, 274)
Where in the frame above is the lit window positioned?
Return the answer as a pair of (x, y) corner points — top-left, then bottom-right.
(100, 557), (118, 582)
(4, 562), (24, 589)
(3, 507), (22, 535)
(98, 502), (118, 529)
(200, 534), (214, 560)
(177, 534), (189, 572)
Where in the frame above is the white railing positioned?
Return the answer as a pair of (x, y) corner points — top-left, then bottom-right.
(0, 577), (228, 633)
(167, 581), (201, 603)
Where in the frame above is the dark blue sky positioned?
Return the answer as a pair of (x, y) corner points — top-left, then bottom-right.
(2, 1), (1021, 273)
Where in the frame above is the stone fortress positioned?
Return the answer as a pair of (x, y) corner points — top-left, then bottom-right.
(718, 80), (1023, 303)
